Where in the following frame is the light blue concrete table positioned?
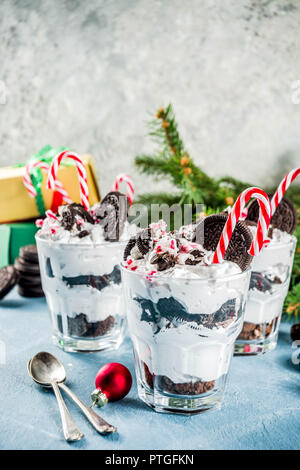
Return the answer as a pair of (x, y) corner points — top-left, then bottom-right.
(0, 288), (299, 450)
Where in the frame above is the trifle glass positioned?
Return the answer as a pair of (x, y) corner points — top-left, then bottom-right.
(235, 230), (296, 355)
(36, 192), (136, 352)
(121, 217), (253, 414)
(37, 237), (127, 352)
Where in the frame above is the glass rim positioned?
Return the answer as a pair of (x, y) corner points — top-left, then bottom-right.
(260, 234), (297, 251)
(120, 262), (251, 283)
(35, 233), (128, 248)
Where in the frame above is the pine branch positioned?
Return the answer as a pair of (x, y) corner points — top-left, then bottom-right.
(154, 104), (185, 155)
(218, 176), (251, 195)
(135, 155), (172, 178)
(136, 192), (182, 206)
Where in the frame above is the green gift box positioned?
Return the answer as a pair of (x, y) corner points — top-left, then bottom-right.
(0, 222), (38, 268)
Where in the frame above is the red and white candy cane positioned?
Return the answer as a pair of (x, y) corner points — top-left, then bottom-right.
(47, 151), (89, 210)
(271, 167), (300, 216)
(111, 174), (134, 205)
(213, 187), (271, 264)
(23, 161), (49, 198)
(23, 161), (72, 204)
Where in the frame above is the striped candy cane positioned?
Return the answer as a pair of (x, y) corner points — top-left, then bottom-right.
(23, 161), (72, 203)
(271, 167), (300, 216)
(47, 151), (89, 210)
(213, 187), (271, 264)
(111, 174), (134, 205)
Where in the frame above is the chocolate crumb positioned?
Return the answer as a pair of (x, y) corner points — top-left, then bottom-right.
(77, 230), (90, 239)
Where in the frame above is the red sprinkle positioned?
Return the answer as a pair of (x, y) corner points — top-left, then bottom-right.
(35, 219), (44, 228)
(170, 239), (176, 250)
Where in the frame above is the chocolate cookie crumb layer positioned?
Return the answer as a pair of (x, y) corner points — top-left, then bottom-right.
(143, 362), (215, 395)
(144, 362), (154, 389)
(238, 319), (276, 340)
(158, 376), (215, 395)
(57, 313), (115, 338)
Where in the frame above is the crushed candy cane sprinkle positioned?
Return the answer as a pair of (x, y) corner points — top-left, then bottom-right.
(123, 219), (220, 278)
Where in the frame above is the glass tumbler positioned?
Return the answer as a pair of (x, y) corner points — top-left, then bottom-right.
(121, 265), (251, 414)
(235, 236), (296, 355)
(36, 236), (127, 352)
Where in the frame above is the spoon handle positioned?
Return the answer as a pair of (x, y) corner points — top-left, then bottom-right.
(51, 381), (84, 442)
(59, 382), (117, 434)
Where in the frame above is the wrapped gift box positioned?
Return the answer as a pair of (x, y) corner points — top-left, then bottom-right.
(0, 222), (38, 269)
(0, 153), (100, 223)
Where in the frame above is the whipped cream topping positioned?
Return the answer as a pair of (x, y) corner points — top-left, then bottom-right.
(248, 224), (294, 247)
(124, 219), (242, 279)
(266, 227), (295, 245)
(36, 203), (139, 244)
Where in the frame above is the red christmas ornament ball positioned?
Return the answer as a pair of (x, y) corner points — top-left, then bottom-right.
(95, 362), (132, 402)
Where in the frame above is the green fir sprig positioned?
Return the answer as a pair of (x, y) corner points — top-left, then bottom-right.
(135, 104), (247, 207)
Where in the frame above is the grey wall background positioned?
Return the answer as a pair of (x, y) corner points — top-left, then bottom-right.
(0, 0), (300, 197)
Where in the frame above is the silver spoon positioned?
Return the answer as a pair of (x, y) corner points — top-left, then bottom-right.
(28, 352), (116, 435)
(29, 352), (84, 442)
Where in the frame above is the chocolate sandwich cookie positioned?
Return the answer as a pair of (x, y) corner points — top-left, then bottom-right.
(15, 244), (44, 297)
(14, 257), (41, 275)
(246, 194), (297, 235)
(18, 285), (44, 298)
(95, 191), (129, 242)
(123, 236), (138, 260)
(61, 203), (94, 231)
(136, 229), (152, 255)
(194, 214), (253, 271)
(19, 244), (39, 264)
(18, 273), (42, 288)
(0, 266), (18, 300)
(123, 230), (153, 261)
